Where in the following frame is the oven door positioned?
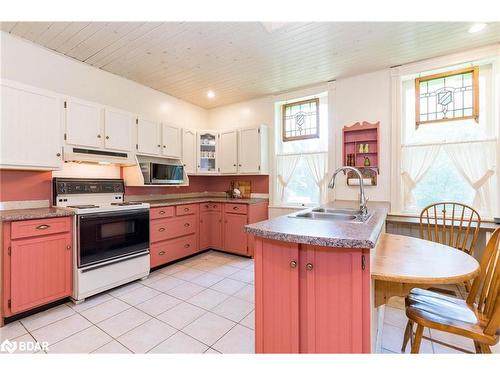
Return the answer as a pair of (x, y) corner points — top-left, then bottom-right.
(77, 209), (149, 268)
(151, 163), (184, 184)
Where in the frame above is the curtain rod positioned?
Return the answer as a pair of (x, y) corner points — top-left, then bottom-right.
(402, 138), (497, 148)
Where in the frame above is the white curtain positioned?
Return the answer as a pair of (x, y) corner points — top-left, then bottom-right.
(303, 152), (329, 204)
(401, 144), (441, 209)
(276, 154), (300, 202)
(443, 141), (496, 211)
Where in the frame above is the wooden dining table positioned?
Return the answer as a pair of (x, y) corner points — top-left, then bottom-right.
(370, 233), (480, 352)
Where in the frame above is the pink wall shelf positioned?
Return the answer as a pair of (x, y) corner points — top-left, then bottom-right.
(342, 121), (380, 171)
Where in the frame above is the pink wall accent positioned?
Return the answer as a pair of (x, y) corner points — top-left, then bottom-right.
(0, 169), (269, 202)
(125, 174), (269, 196)
(0, 170), (52, 202)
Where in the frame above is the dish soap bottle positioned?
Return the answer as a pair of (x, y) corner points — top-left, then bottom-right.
(364, 156), (371, 166)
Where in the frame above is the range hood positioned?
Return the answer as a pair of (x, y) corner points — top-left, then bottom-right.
(63, 146), (136, 166)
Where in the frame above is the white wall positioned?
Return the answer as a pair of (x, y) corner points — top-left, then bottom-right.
(207, 74), (392, 207)
(331, 69), (392, 203)
(0, 32), (208, 129)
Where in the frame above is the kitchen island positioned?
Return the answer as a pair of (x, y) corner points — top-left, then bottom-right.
(245, 204), (387, 353)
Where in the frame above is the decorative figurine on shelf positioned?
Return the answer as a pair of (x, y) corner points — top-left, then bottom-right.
(358, 143), (365, 153)
(364, 156), (371, 166)
(364, 143), (369, 153)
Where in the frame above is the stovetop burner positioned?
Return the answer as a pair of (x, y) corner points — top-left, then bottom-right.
(67, 205), (100, 209)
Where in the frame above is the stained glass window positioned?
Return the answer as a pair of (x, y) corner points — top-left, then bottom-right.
(282, 98), (319, 141)
(415, 67), (479, 127)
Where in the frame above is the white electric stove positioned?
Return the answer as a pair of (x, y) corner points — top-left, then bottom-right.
(53, 178), (150, 303)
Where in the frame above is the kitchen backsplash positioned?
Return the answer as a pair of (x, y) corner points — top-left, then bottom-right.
(0, 168), (269, 203)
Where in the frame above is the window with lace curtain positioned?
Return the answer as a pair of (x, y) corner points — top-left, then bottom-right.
(400, 63), (498, 216)
(274, 92), (328, 207)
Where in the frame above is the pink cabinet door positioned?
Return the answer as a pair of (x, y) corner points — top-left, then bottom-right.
(223, 213), (248, 255)
(200, 211), (222, 250)
(300, 245), (368, 353)
(10, 232), (72, 314)
(255, 238), (299, 353)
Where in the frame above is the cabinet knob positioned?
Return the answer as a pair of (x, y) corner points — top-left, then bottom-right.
(233, 164), (237, 166)
(163, 145), (166, 148)
(184, 223), (190, 227)
(290, 260), (297, 268)
(66, 245), (71, 250)
(106, 136), (109, 139)
(159, 251), (166, 256)
(157, 144), (161, 147)
(184, 244), (190, 248)
(159, 210), (165, 215)
(239, 164), (242, 167)
(97, 134), (101, 138)
(306, 263), (314, 271)
(56, 153), (61, 157)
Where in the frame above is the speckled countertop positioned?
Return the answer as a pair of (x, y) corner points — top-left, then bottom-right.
(130, 196), (268, 208)
(0, 207), (75, 222)
(245, 204), (387, 248)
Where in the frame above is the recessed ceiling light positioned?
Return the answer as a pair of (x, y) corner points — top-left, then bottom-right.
(468, 23), (487, 33)
(207, 90), (215, 99)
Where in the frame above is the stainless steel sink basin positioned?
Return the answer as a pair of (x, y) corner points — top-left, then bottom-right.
(294, 212), (357, 221)
(289, 207), (372, 222)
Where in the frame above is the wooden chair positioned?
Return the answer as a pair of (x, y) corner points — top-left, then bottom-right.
(402, 227), (500, 354)
(420, 202), (481, 294)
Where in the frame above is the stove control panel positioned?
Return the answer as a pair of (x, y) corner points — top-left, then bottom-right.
(53, 178), (124, 196)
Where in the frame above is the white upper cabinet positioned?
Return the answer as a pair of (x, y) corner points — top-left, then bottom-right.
(104, 108), (135, 152)
(0, 81), (63, 170)
(65, 98), (102, 148)
(137, 118), (161, 155)
(182, 129), (197, 174)
(238, 125), (269, 174)
(218, 130), (238, 174)
(162, 124), (181, 158)
(197, 131), (219, 174)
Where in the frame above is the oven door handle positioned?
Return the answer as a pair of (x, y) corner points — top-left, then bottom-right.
(80, 250), (150, 273)
(79, 208), (150, 221)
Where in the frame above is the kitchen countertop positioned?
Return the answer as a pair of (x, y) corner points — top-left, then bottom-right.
(130, 196), (268, 208)
(0, 207), (75, 222)
(245, 203), (387, 248)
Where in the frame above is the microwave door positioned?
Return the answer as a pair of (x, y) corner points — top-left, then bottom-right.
(152, 163), (184, 184)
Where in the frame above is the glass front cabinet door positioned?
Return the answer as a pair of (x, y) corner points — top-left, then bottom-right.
(197, 132), (218, 173)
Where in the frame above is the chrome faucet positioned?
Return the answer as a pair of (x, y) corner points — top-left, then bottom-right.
(328, 166), (368, 217)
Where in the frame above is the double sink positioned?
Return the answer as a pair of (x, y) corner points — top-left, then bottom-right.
(289, 207), (372, 223)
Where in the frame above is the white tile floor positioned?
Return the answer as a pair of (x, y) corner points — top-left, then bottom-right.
(0, 250), (473, 354)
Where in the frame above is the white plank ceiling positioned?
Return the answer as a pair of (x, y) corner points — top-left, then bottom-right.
(2, 22), (500, 108)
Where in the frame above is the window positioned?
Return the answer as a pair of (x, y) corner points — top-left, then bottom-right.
(399, 63), (497, 216)
(415, 67), (479, 126)
(274, 93), (328, 207)
(282, 98), (319, 141)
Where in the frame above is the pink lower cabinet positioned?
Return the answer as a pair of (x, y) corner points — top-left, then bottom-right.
(149, 204), (200, 268)
(223, 212), (249, 256)
(254, 237), (371, 353)
(1, 217), (73, 323)
(200, 210), (223, 250)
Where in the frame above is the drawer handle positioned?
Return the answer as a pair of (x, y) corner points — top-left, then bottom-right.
(184, 223), (190, 227)
(158, 227), (166, 232)
(36, 224), (50, 230)
(159, 210), (166, 215)
(233, 206), (239, 210)
(184, 208), (189, 211)
(158, 251), (166, 256)
(184, 244), (190, 248)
